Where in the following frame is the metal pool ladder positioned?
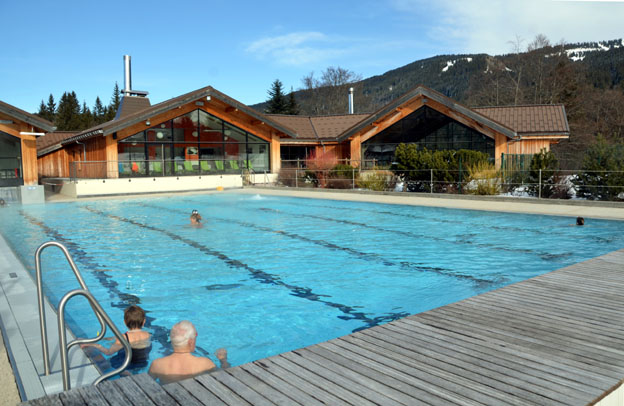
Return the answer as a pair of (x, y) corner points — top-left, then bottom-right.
(35, 241), (132, 390)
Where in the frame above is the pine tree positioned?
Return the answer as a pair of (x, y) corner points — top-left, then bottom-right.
(55, 91), (82, 131)
(106, 82), (121, 120)
(93, 96), (106, 124)
(81, 101), (93, 128)
(36, 100), (48, 119)
(46, 94), (56, 120)
(286, 87), (299, 115)
(265, 79), (288, 114)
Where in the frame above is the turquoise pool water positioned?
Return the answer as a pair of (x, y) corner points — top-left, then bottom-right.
(0, 193), (622, 375)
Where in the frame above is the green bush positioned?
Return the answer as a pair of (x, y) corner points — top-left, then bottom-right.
(573, 135), (624, 200)
(392, 144), (490, 192)
(527, 149), (560, 198)
(358, 169), (397, 191)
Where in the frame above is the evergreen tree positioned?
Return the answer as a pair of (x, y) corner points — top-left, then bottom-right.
(55, 91), (82, 130)
(81, 101), (93, 128)
(106, 82), (121, 120)
(46, 94), (56, 120)
(265, 79), (288, 114)
(36, 100), (48, 119)
(93, 96), (106, 124)
(286, 86), (299, 115)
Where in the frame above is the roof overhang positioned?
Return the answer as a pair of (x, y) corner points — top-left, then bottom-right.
(0, 101), (56, 133)
(336, 86), (519, 143)
(62, 87), (298, 146)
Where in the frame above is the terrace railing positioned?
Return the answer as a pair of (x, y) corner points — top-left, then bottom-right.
(273, 167), (624, 202)
(68, 159), (260, 181)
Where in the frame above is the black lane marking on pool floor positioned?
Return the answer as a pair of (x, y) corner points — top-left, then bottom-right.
(84, 206), (409, 332)
(274, 198), (609, 246)
(159, 200), (500, 287)
(18, 211), (192, 363)
(255, 206), (571, 261)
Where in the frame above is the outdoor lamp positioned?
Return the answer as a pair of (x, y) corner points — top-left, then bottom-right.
(156, 132), (164, 139)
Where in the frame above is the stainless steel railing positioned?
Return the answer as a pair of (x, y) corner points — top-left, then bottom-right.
(57, 289), (132, 390)
(35, 241), (131, 390)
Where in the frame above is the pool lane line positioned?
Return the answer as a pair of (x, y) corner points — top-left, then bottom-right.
(83, 206), (410, 332)
(155, 201), (500, 287)
(18, 210), (202, 361)
(255, 206), (572, 261)
(267, 198), (616, 244)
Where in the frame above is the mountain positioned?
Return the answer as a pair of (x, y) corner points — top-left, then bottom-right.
(252, 39), (624, 168)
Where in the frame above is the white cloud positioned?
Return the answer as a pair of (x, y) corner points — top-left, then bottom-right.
(246, 32), (345, 66)
(390, 0), (624, 55)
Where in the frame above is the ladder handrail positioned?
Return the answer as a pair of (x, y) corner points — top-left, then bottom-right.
(35, 241), (107, 375)
(58, 289), (132, 390)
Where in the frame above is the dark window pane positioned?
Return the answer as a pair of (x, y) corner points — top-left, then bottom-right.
(173, 110), (199, 142)
(224, 123), (246, 143)
(199, 110), (223, 142)
(146, 121), (172, 142)
(120, 131), (146, 143)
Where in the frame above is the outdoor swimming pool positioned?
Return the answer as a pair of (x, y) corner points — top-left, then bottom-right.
(0, 192), (623, 376)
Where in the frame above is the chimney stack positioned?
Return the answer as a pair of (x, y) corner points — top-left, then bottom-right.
(123, 55), (132, 96)
(348, 87), (354, 114)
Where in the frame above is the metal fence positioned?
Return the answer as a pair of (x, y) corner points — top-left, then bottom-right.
(274, 168), (624, 201)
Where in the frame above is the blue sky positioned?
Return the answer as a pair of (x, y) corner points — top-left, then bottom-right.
(1, 0), (623, 113)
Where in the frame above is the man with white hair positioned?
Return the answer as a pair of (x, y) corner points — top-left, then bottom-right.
(148, 320), (229, 384)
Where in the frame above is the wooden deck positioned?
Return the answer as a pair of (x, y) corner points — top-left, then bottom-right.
(23, 249), (624, 405)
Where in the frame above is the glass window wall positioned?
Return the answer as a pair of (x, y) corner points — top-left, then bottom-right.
(0, 131), (22, 186)
(362, 106), (495, 167)
(118, 109), (270, 176)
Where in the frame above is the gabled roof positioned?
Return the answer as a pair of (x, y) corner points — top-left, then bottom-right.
(267, 114), (369, 143)
(37, 131), (79, 156)
(62, 86), (298, 145)
(474, 105), (569, 136)
(335, 85), (519, 142)
(0, 100), (56, 132)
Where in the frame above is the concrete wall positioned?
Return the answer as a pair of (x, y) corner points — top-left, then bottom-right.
(595, 383), (623, 406)
(68, 175), (244, 198)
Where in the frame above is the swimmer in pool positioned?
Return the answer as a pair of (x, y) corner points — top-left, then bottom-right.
(190, 210), (202, 227)
(576, 217), (584, 226)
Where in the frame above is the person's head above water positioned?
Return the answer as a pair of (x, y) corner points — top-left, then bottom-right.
(190, 210), (202, 224)
(576, 217), (585, 226)
(170, 320), (197, 350)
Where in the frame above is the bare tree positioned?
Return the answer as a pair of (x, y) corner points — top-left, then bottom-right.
(527, 34), (551, 52)
(299, 66), (363, 115)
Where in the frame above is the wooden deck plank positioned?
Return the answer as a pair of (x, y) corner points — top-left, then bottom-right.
(95, 381), (130, 405)
(349, 330), (572, 406)
(178, 378), (228, 406)
(161, 382), (204, 406)
(76, 386), (110, 406)
(296, 346), (421, 406)
(308, 341), (512, 406)
(240, 362), (326, 406)
(227, 366), (301, 406)
(252, 359), (347, 405)
(58, 389), (86, 406)
(194, 374), (252, 406)
(270, 354), (379, 406)
(130, 375), (177, 406)
(26, 394), (63, 406)
(209, 369), (275, 406)
(324, 336), (558, 406)
(110, 377), (157, 406)
(396, 317), (613, 389)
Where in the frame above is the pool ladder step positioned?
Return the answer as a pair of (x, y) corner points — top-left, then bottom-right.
(35, 241), (132, 391)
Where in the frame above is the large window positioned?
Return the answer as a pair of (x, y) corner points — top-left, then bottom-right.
(118, 109), (270, 176)
(362, 106), (495, 167)
(0, 131), (22, 186)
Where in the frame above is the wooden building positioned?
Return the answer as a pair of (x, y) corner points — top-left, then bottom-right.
(271, 86), (570, 169)
(37, 85), (569, 182)
(0, 100), (55, 187)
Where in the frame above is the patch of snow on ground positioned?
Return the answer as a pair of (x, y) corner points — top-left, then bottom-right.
(442, 60), (455, 72)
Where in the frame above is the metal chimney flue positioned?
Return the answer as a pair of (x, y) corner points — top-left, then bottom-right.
(123, 55), (132, 96)
(348, 87), (354, 114)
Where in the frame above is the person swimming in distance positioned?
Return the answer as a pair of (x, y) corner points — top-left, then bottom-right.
(0, 198), (5, 207)
(576, 217), (585, 226)
(190, 209), (203, 227)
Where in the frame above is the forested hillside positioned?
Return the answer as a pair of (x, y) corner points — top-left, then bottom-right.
(254, 38), (624, 168)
